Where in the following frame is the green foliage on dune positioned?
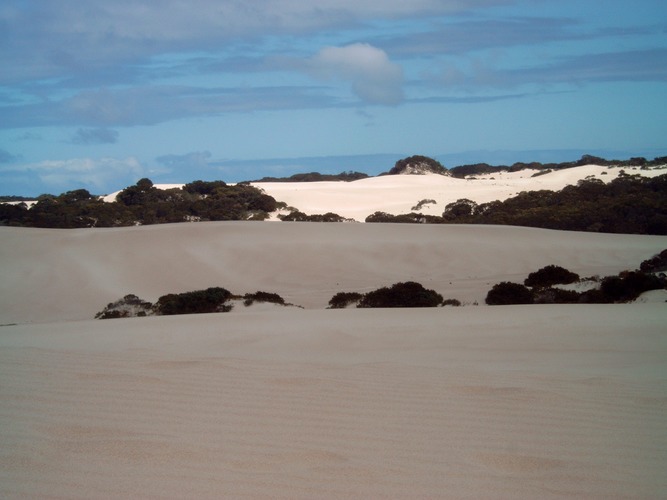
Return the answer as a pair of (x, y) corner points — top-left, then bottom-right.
(0, 179), (279, 228)
(367, 173), (667, 235)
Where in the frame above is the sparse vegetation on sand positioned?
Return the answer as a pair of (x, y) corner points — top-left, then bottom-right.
(486, 258), (667, 305)
(96, 288), (295, 319)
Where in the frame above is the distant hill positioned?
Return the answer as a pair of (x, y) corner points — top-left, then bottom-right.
(384, 155), (449, 176)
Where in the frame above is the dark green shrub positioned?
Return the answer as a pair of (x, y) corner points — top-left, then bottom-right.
(95, 294), (154, 319)
(598, 271), (664, 303)
(532, 288), (581, 304)
(640, 249), (667, 272)
(328, 292), (363, 309)
(155, 287), (232, 315)
(524, 265), (580, 288)
(442, 298), (462, 306)
(485, 282), (533, 305)
(243, 291), (286, 307)
(357, 282), (443, 308)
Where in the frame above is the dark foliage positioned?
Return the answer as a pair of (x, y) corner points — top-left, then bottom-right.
(357, 281), (444, 308)
(95, 294), (154, 319)
(640, 249), (667, 273)
(442, 298), (462, 306)
(485, 282), (533, 305)
(385, 155), (448, 176)
(279, 211), (350, 222)
(596, 272), (664, 303)
(155, 287), (232, 315)
(328, 292), (363, 309)
(368, 173), (667, 235)
(365, 211), (443, 224)
(532, 288), (581, 304)
(448, 154), (667, 178)
(243, 291), (286, 307)
(524, 265), (580, 288)
(252, 171), (369, 182)
(1, 179), (279, 228)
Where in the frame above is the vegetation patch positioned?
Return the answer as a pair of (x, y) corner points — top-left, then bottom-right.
(486, 260), (666, 305)
(332, 281), (445, 308)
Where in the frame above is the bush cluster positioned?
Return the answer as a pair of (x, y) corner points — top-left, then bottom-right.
(524, 265), (579, 288)
(156, 287), (233, 315)
(485, 262), (666, 305)
(329, 282), (445, 308)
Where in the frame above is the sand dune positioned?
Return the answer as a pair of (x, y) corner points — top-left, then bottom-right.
(1, 170), (667, 498)
(2, 222), (666, 324)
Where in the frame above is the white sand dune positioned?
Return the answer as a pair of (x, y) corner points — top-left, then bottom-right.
(1, 169), (667, 498)
(254, 164), (665, 220)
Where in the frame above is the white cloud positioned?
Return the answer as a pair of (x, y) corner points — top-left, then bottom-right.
(310, 43), (404, 105)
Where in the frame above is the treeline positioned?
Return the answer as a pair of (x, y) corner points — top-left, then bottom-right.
(367, 173), (667, 234)
(448, 154), (667, 178)
(0, 178), (278, 228)
(252, 171), (369, 182)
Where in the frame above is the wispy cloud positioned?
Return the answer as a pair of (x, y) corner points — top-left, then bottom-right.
(70, 127), (119, 145)
(0, 85), (338, 128)
(0, 148), (19, 163)
(1, 157), (145, 194)
(429, 48), (667, 90)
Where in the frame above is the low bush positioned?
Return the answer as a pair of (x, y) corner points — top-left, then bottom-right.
(485, 282), (533, 305)
(243, 291), (286, 306)
(442, 298), (462, 307)
(155, 287), (232, 315)
(640, 249), (667, 273)
(358, 282), (443, 308)
(524, 265), (579, 288)
(328, 292), (363, 309)
(95, 294), (154, 319)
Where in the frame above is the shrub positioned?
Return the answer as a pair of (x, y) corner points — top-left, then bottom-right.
(640, 249), (667, 273)
(95, 294), (154, 319)
(328, 292), (363, 309)
(532, 288), (581, 304)
(155, 287), (232, 315)
(442, 298), (462, 307)
(357, 281), (443, 308)
(524, 265), (580, 288)
(243, 291), (286, 307)
(597, 271), (664, 303)
(485, 282), (533, 305)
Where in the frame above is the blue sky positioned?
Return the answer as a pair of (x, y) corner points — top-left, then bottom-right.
(1, 0), (666, 195)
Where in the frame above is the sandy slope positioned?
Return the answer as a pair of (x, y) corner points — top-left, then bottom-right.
(1, 306), (666, 499)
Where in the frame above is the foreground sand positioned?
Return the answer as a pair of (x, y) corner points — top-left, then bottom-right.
(1, 306), (666, 498)
(1, 222), (666, 498)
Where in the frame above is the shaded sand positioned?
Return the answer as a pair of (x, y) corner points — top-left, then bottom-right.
(1, 222), (667, 323)
(1, 306), (666, 498)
